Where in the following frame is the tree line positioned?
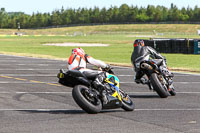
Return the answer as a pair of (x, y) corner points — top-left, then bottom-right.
(0, 3), (200, 29)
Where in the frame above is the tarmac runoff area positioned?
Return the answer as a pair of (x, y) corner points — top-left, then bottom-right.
(43, 43), (109, 47)
(0, 54), (200, 133)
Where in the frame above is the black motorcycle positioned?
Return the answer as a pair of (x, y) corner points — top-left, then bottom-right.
(139, 59), (176, 98)
(57, 67), (134, 114)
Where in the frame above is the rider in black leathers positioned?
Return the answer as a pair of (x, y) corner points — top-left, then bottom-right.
(131, 39), (171, 84)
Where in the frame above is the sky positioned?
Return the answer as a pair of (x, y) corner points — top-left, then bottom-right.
(1, 0), (200, 15)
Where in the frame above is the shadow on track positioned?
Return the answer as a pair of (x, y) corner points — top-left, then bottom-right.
(20, 109), (86, 114)
(20, 109), (124, 114)
(129, 94), (159, 98)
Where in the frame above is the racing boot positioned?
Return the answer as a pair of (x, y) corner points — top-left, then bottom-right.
(92, 72), (106, 90)
(92, 72), (108, 103)
(134, 78), (141, 84)
(134, 77), (149, 85)
(140, 77), (149, 84)
(101, 90), (108, 104)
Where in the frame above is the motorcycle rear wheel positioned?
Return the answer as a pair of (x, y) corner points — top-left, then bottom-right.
(150, 73), (169, 98)
(72, 85), (102, 114)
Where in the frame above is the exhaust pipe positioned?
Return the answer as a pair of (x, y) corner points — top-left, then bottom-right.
(141, 63), (153, 70)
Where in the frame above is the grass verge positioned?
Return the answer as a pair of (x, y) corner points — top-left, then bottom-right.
(0, 24), (200, 73)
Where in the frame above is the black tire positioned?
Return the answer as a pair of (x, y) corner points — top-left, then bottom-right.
(120, 90), (135, 111)
(72, 85), (102, 114)
(150, 73), (169, 98)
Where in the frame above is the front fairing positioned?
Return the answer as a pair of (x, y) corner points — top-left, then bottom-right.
(104, 74), (122, 101)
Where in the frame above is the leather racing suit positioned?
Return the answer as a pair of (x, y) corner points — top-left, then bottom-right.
(68, 53), (108, 72)
(68, 52), (110, 92)
(131, 45), (167, 83)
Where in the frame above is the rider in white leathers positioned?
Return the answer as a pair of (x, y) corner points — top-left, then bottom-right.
(68, 48), (110, 91)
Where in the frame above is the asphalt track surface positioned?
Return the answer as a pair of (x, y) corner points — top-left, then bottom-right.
(0, 54), (200, 133)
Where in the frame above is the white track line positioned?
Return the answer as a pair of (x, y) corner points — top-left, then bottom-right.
(0, 54), (66, 61)
(112, 66), (132, 69)
(0, 92), (71, 94)
(0, 81), (199, 84)
(0, 74), (56, 77)
(174, 82), (200, 84)
(0, 68), (131, 71)
(0, 92), (199, 94)
(0, 109), (72, 111)
(118, 75), (200, 77)
(120, 82), (200, 84)
(0, 60), (63, 63)
(0, 108), (199, 111)
(0, 82), (58, 84)
(0, 74), (199, 77)
(174, 72), (200, 76)
(0, 69), (58, 70)
(0, 73), (199, 77)
(0, 74), (132, 77)
(127, 92), (200, 94)
(135, 109), (200, 111)
(0, 64), (66, 66)
(1, 54), (200, 76)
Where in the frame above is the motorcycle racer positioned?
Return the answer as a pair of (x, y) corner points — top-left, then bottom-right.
(131, 39), (173, 84)
(68, 48), (108, 71)
(67, 48), (110, 93)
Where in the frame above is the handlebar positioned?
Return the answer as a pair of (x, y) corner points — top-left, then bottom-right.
(100, 66), (114, 74)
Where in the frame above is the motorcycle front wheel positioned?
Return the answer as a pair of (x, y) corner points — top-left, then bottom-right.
(120, 90), (135, 111)
(72, 85), (102, 114)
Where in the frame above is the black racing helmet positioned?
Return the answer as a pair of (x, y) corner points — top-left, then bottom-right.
(133, 39), (144, 47)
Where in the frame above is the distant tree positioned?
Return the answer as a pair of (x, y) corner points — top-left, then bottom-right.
(0, 8), (7, 28)
(186, 6), (194, 21)
(1, 3), (200, 29)
(78, 8), (90, 23)
(51, 10), (62, 26)
(153, 6), (163, 22)
(99, 7), (110, 23)
(107, 6), (114, 23)
(29, 13), (37, 28)
(168, 3), (181, 21)
(193, 6), (200, 21)
(129, 6), (138, 22)
(111, 6), (119, 22)
(179, 7), (189, 21)
(136, 7), (149, 22)
(43, 13), (51, 26)
(60, 10), (70, 25)
(161, 7), (168, 21)
(16, 14), (29, 28)
(7, 16), (17, 28)
(147, 5), (156, 21)
(118, 4), (130, 22)
(89, 7), (99, 23)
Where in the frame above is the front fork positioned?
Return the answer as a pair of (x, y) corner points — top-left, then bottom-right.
(159, 74), (174, 92)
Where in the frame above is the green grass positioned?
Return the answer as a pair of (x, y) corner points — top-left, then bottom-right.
(0, 24), (200, 72)
(1, 24), (200, 35)
(0, 35), (133, 62)
(162, 54), (200, 72)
